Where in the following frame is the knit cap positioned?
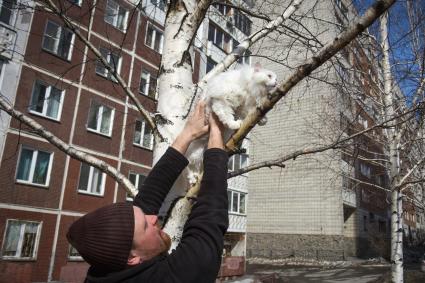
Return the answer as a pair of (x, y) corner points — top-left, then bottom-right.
(66, 202), (135, 272)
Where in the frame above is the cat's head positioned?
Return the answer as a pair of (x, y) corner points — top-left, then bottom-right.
(252, 63), (277, 90)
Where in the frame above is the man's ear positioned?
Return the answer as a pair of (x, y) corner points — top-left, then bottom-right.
(127, 254), (142, 266)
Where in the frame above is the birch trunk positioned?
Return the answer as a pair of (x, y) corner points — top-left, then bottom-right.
(380, 12), (404, 283)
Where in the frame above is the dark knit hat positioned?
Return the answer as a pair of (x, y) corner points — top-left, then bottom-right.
(66, 202), (135, 272)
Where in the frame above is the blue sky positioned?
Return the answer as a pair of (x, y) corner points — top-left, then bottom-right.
(352, 0), (425, 102)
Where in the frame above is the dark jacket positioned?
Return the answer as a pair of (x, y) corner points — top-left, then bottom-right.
(85, 147), (229, 283)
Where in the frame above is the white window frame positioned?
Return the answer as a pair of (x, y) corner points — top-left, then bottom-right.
(133, 119), (154, 150)
(95, 47), (122, 82)
(150, 0), (166, 11)
(127, 171), (146, 201)
(15, 146), (54, 187)
(29, 80), (65, 121)
(228, 153), (249, 172)
(139, 70), (158, 99)
(77, 163), (106, 196)
(227, 189), (247, 215)
(41, 20), (74, 61)
(86, 101), (115, 137)
(68, 244), (83, 261)
(145, 23), (163, 53)
(104, 0), (129, 31)
(1, 219), (42, 260)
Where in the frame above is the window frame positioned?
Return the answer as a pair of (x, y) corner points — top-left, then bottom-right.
(145, 23), (164, 53)
(104, 0), (129, 31)
(150, 0), (166, 11)
(227, 189), (247, 215)
(41, 20), (75, 61)
(77, 163), (106, 196)
(133, 119), (154, 150)
(228, 153), (249, 172)
(208, 23), (232, 52)
(68, 244), (83, 261)
(1, 219), (42, 260)
(139, 69), (158, 99)
(28, 80), (65, 121)
(95, 47), (122, 82)
(67, 0), (82, 6)
(86, 100), (115, 137)
(0, 0), (17, 26)
(15, 146), (54, 188)
(127, 171), (146, 201)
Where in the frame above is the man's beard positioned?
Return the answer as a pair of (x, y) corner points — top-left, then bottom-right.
(159, 230), (172, 252)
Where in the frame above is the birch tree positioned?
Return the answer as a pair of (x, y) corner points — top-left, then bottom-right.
(0, 0), (398, 258)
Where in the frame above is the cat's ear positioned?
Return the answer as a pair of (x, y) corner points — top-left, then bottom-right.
(254, 62), (262, 72)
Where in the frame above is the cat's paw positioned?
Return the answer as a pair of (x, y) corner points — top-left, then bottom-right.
(227, 120), (242, 130)
(258, 116), (267, 126)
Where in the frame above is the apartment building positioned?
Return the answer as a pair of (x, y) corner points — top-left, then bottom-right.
(246, 0), (396, 260)
(0, 0), (170, 281)
(0, 0), (255, 281)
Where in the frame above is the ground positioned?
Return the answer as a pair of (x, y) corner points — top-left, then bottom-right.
(221, 258), (425, 283)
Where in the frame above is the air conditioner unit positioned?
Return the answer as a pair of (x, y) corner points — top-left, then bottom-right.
(0, 25), (16, 60)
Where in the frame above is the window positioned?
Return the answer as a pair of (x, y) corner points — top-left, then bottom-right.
(68, 0), (82, 5)
(127, 172), (146, 201)
(208, 23), (232, 52)
(77, 163), (105, 196)
(42, 20), (74, 60)
(228, 153), (248, 171)
(238, 50), (251, 65)
(139, 70), (157, 99)
(95, 47), (121, 81)
(134, 119), (154, 149)
(0, 0), (15, 25)
(227, 190), (246, 214)
(360, 163), (371, 178)
(213, 3), (230, 16)
(150, 0), (166, 11)
(87, 101), (115, 136)
(206, 57), (217, 73)
(29, 80), (64, 120)
(104, 0), (128, 31)
(68, 245), (82, 260)
(145, 24), (163, 53)
(234, 10), (252, 35)
(16, 147), (53, 186)
(1, 220), (41, 259)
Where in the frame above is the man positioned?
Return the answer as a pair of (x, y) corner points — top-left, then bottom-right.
(67, 101), (229, 283)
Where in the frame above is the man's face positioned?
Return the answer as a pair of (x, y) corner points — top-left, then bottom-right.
(129, 206), (171, 264)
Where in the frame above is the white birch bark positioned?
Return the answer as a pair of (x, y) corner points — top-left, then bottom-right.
(380, 12), (403, 283)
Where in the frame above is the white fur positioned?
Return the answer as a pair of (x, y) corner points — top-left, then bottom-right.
(185, 65), (277, 185)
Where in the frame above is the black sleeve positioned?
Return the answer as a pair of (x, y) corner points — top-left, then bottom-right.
(162, 148), (229, 283)
(133, 147), (189, 215)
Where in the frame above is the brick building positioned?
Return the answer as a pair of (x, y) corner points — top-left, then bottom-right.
(0, 0), (256, 281)
(0, 0), (177, 282)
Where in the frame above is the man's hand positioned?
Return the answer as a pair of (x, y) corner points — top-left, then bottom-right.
(172, 101), (209, 154)
(208, 113), (225, 149)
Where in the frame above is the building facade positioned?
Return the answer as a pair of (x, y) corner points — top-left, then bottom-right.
(246, 0), (394, 260)
(0, 0), (254, 281)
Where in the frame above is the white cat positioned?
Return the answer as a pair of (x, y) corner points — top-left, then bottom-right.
(185, 64), (277, 185)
